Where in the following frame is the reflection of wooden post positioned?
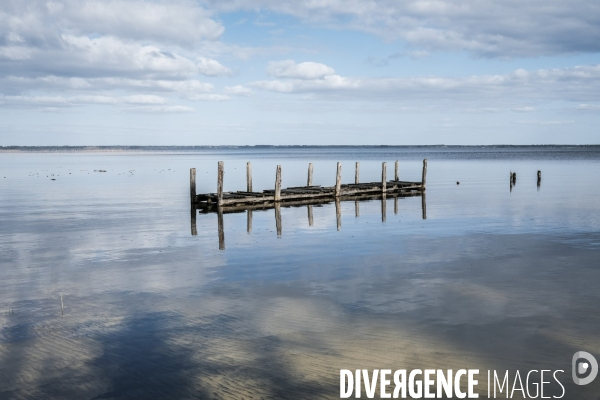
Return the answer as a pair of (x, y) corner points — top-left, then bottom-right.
(422, 191), (427, 220)
(307, 163), (313, 186)
(394, 196), (398, 214)
(246, 162), (252, 192)
(275, 165), (282, 201)
(218, 210), (225, 250)
(355, 200), (359, 217)
(335, 199), (341, 231)
(537, 170), (541, 188)
(275, 203), (282, 237)
(382, 162), (387, 193)
(422, 159), (427, 189)
(190, 168), (196, 203)
(512, 172), (516, 184)
(355, 162), (360, 184)
(247, 210), (252, 233)
(191, 207), (197, 236)
(395, 160), (399, 181)
(308, 205), (313, 227)
(217, 161), (224, 206)
(510, 171), (513, 192)
(335, 162), (342, 197)
(381, 195), (387, 222)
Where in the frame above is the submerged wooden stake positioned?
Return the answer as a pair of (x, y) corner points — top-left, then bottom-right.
(382, 162), (387, 193)
(335, 162), (342, 197)
(246, 162), (252, 192)
(217, 161), (224, 206)
(422, 159), (428, 188)
(307, 163), (313, 186)
(190, 168), (196, 203)
(355, 162), (360, 184)
(275, 165), (282, 201)
(395, 160), (399, 181)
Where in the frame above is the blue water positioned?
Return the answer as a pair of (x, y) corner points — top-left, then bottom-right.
(0, 146), (599, 399)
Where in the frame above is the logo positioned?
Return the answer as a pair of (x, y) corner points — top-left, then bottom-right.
(572, 351), (598, 385)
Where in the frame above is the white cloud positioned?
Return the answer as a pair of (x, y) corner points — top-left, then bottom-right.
(196, 57), (234, 76)
(266, 60), (336, 79)
(576, 104), (600, 111)
(250, 64), (600, 105)
(202, 0), (600, 57)
(224, 85), (252, 96)
(188, 93), (230, 101)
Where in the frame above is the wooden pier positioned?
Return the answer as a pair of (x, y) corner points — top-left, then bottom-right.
(190, 159), (427, 212)
(190, 160), (427, 248)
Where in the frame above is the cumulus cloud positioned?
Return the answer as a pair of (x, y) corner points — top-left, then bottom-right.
(250, 64), (600, 106)
(202, 0), (600, 57)
(266, 60), (336, 79)
(0, 0), (233, 110)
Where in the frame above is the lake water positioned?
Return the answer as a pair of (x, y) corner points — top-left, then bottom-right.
(0, 146), (599, 399)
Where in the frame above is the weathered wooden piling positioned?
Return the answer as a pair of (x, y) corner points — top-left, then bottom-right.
(422, 191), (427, 220)
(335, 162), (342, 197)
(218, 210), (225, 250)
(382, 162), (387, 193)
(246, 162), (252, 192)
(275, 203), (282, 237)
(190, 168), (196, 203)
(422, 159), (427, 189)
(217, 161), (224, 206)
(395, 160), (399, 181)
(308, 205), (314, 226)
(275, 165), (282, 201)
(355, 162), (360, 184)
(335, 199), (341, 231)
(247, 210), (252, 233)
(394, 197), (398, 214)
(537, 170), (541, 187)
(355, 200), (360, 217)
(191, 207), (197, 236)
(307, 163), (313, 186)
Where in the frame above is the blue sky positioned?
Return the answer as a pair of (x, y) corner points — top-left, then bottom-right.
(1, 0), (600, 145)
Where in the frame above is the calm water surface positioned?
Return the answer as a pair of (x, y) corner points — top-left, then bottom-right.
(0, 147), (599, 399)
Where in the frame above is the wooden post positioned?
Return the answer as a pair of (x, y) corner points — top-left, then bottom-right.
(355, 162), (360, 184)
(355, 200), (360, 217)
(537, 170), (541, 188)
(421, 159), (427, 189)
(275, 203), (282, 237)
(512, 172), (516, 184)
(335, 198), (341, 231)
(335, 162), (342, 197)
(191, 207), (197, 236)
(307, 163), (313, 186)
(218, 210), (225, 250)
(247, 210), (252, 233)
(275, 165), (282, 201)
(190, 168), (196, 203)
(381, 195), (387, 222)
(246, 162), (252, 192)
(395, 160), (399, 181)
(217, 161), (224, 206)
(382, 162), (387, 193)
(422, 191), (427, 220)
(308, 205), (314, 227)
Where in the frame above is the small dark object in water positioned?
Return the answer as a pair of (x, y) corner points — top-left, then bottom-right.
(51, 179), (56, 181)
(94, 170), (107, 172)
(456, 181), (460, 185)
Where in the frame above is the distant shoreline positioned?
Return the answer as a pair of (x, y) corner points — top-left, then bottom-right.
(2, 145), (600, 153)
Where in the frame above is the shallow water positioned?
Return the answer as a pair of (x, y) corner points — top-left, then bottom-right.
(0, 147), (599, 399)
